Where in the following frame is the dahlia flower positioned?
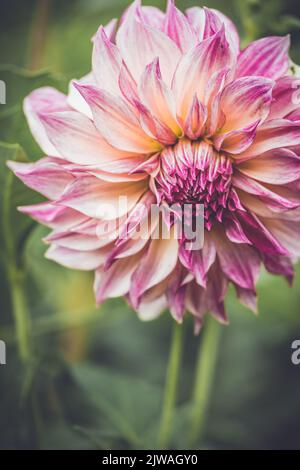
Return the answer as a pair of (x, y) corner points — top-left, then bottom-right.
(9, 0), (300, 332)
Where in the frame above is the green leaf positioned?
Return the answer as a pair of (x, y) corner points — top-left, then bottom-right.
(0, 141), (41, 268)
(72, 364), (163, 449)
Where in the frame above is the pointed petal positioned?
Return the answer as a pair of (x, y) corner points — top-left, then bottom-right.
(92, 26), (122, 95)
(130, 225), (179, 307)
(269, 76), (300, 119)
(45, 244), (106, 270)
(116, 1), (181, 86)
(237, 36), (290, 79)
(172, 26), (235, 120)
(213, 228), (260, 289)
(237, 119), (300, 160)
(74, 83), (161, 154)
(139, 58), (182, 136)
(218, 77), (273, 132)
(164, 0), (197, 53)
(7, 157), (73, 199)
(58, 175), (147, 220)
(237, 148), (300, 184)
(24, 87), (70, 157)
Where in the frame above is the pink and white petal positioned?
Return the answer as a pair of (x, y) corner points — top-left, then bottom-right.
(68, 73), (94, 118)
(205, 262), (229, 324)
(129, 225), (179, 308)
(137, 101), (178, 145)
(19, 202), (86, 229)
(261, 217), (300, 257)
(235, 286), (257, 313)
(92, 26), (122, 95)
(94, 254), (140, 303)
(224, 214), (251, 244)
(172, 26), (234, 121)
(39, 109), (136, 164)
(237, 36), (290, 80)
(211, 8), (240, 53)
(236, 189), (300, 221)
(137, 289), (167, 321)
(121, 4), (165, 31)
(118, 61), (140, 107)
(139, 58), (182, 136)
(183, 95), (207, 140)
(233, 171), (300, 210)
(103, 18), (118, 41)
(164, 0), (197, 53)
(218, 77), (273, 133)
(262, 253), (294, 284)
(24, 87), (70, 157)
(179, 232), (216, 287)
(166, 265), (187, 322)
(45, 229), (114, 251)
(214, 120), (259, 154)
(237, 148), (300, 184)
(237, 210), (289, 255)
(269, 76), (300, 120)
(116, 1), (181, 86)
(185, 7), (205, 39)
(7, 157), (73, 199)
(235, 119), (300, 160)
(140, 6), (165, 30)
(45, 244), (106, 270)
(74, 83), (161, 153)
(58, 176), (147, 220)
(213, 227), (261, 289)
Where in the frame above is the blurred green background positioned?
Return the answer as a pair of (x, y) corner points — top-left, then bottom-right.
(1, 0), (300, 450)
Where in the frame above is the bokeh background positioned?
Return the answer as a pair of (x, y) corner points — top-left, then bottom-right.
(1, 0), (300, 450)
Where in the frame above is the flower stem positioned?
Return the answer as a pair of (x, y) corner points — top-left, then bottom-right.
(8, 266), (31, 362)
(158, 322), (183, 449)
(188, 316), (221, 449)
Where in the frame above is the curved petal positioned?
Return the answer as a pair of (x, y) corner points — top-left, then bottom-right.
(218, 77), (273, 133)
(139, 58), (182, 136)
(269, 76), (300, 120)
(213, 228), (260, 289)
(116, 1), (181, 86)
(45, 244), (106, 270)
(237, 36), (290, 79)
(129, 224), (179, 308)
(172, 26), (234, 120)
(24, 87), (70, 157)
(233, 171), (300, 210)
(92, 26), (122, 95)
(179, 233), (216, 287)
(7, 157), (73, 199)
(39, 109), (135, 164)
(237, 148), (300, 184)
(94, 254), (140, 303)
(237, 119), (300, 160)
(74, 83), (161, 154)
(58, 175), (147, 220)
(68, 73), (94, 118)
(164, 0), (197, 53)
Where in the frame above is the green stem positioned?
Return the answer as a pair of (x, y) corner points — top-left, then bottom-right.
(188, 316), (221, 449)
(158, 322), (183, 449)
(8, 266), (31, 362)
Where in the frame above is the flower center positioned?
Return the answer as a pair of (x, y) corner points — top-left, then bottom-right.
(156, 140), (237, 231)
